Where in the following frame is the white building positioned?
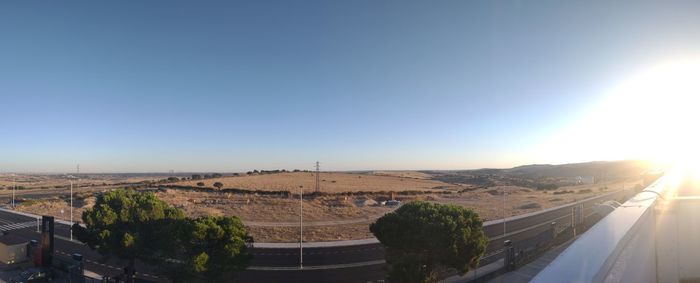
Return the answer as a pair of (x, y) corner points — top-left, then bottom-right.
(0, 234), (28, 264)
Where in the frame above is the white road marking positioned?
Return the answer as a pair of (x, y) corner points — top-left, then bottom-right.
(0, 221), (35, 231)
(248, 259), (386, 271)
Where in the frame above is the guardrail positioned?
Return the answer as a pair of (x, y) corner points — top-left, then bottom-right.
(445, 188), (634, 282)
(531, 176), (667, 283)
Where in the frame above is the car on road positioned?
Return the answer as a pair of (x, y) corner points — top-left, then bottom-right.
(9, 267), (53, 283)
(385, 200), (401, 206)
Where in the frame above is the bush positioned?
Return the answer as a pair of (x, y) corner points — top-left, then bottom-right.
(519, 203), (542, 209)
(577, 189), (593, 194)
(197, 182), (205, 187)
(213, 182), (224, 189)
(535, 183), (559, 190)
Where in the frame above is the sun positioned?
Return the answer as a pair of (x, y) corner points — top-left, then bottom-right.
(539, 57), (700, 170)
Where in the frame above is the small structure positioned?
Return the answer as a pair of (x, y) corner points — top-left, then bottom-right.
(576, 176), (595, 185)
(0, 234), (28, 264)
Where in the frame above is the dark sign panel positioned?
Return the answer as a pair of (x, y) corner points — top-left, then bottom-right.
(41, 216), (54, 267)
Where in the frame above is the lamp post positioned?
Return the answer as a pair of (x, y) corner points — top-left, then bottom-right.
(66, 174), (75, 241)
(70, 179), (73, 241)
(12, 173), (15, 209)
(299, 185), (303, 269)
(503, 187), (507, 237)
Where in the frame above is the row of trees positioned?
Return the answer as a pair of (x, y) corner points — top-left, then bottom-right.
(194, 181), (224, 188)
(190, 173), (223, 180)
(73, 190), (251, 283)
(245, 169), (309, 175)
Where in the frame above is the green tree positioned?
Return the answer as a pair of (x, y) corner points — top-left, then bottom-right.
(73, 189), (185, 283)
(213, 182), (224, 189)
(73, 189), (253, 282)
(174, 216), (253, 281)
(370, 201), (488, 283)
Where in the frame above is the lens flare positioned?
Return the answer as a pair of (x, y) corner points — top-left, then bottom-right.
(539, 57), (700, 168)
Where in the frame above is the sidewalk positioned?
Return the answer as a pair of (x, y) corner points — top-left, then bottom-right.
(485, 239), (574, 283)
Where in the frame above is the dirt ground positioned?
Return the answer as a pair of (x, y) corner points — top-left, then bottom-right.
(155, 190), (394, 223)
(427, 179), (638, 220)
(169, 172), (458, 193)
(16, 196), (95, 223)
(15, 178), (642, 242)
(0, 174), (165, 189)
(369, 171), (433, 179)
(248, 223), (375, 242)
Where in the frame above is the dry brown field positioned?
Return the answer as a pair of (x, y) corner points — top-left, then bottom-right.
(369, 171), (433, 179)
(0, 174), (165, 189)
(15, 178), (642, 242)
(170, 172), (458, 193)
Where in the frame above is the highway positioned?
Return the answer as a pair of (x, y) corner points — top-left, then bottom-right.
(0, 189), (629, 282)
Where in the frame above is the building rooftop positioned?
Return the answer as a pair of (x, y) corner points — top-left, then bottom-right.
(0, 234), (27, 246)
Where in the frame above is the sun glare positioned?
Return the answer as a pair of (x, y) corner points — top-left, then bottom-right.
(541, 57), (700, 170)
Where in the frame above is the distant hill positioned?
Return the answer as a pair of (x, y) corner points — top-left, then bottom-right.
(441, 160), (652, 178)
(424, 160), (655, 188)
(505, 160), (653, 179)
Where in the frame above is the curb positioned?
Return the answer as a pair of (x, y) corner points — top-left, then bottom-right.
(248, 259), (386, 271)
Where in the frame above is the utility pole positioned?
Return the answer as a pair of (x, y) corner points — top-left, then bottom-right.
(315, 161), (320, 194)
(299, 185), (303, 269)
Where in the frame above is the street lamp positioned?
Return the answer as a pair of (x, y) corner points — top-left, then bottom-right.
(299, 185), (303, 269)
(67, 175), (75, 241)
(503, 187), (507, 237)
(12, 173), (15, 209)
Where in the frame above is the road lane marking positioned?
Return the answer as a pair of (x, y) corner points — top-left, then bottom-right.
(248, 259), (386, 271)
(0, 221), (35, 231)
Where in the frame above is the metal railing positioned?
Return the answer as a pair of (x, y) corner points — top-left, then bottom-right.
(531, 176), (667, 283)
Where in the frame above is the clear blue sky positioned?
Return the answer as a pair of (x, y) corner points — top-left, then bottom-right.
(2, 1), (699, 172)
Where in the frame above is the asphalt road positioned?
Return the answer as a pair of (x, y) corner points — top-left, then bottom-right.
(0, 189), (630, 282)
(0, 210), (167, 282)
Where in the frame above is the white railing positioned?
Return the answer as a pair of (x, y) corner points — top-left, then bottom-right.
(531, 176), (667, 283)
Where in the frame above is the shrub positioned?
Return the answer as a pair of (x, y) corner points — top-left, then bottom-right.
(519, 203), (542, 209)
